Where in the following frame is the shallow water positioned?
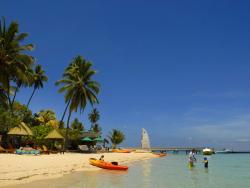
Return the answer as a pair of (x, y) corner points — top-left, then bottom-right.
(7, 154), (250, 188)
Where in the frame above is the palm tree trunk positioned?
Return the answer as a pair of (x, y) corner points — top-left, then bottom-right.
(59, 100), (70, 128)
(10, 86), (18, 110)
(6, 78), (13, 115)
(65, 110), (72, 150)
(27, 87), (36, 107)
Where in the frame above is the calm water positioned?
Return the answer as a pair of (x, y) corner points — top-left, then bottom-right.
(9, 154), (250, 188)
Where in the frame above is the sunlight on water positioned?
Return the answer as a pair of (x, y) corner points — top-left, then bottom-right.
(9, 154), (250, 188)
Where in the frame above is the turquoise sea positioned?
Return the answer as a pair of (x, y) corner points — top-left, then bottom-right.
(9, 154), (250, 188)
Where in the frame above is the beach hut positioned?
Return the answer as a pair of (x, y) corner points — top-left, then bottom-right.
(45, 129), (64, 139)
(8, 122), (33, 136)
(7, 122), (33, 149)
(45, 129), (64, 152)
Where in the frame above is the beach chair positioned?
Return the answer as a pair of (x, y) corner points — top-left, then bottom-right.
(0, 145), (7, 153)
(6, 144), (15, 153)
(78, 145), (90, 153)
(42, 145), (50, 154)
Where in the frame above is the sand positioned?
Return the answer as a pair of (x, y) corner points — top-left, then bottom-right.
(0, 152), (156, 187)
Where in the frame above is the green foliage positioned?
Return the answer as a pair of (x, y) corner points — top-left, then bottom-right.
(88, 108), (100, 124)
(71, 118), (84, 131)
(0, 17), (34, 111)
(0, 108), (21, 131)
(108, 129), (125, 149)
(89, 108), (101, 133)
(0, 101), (33, 131)
(32, 65), (48, 90)
(36, 109), (57, 123)
(27, 64), (48, 107)
(55, 55), (100, 114)
(55, 55), (100, 148)
(91, 123), (102, 133)
(31, 125), (53, 145)
(12, 102), (33, 124)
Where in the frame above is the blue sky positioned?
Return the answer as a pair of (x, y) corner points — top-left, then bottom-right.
(2, 0), (250, 150)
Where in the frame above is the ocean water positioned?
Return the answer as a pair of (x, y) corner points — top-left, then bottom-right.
(9, 154), (250, 188)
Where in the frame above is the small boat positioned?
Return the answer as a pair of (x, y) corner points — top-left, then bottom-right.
(89, 158), (128, 171)
(203, 148), (213, 155)
(215, 149), (233, 154)
(112, 149), (131, 153)
(154, 153), (167, 157)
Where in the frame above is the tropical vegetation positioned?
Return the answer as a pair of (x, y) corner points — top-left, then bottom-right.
(55, 55), (100, 148)
(89, 108), (101, 133)
(0, 17), (126, 151)
(108, 129), (125, 149)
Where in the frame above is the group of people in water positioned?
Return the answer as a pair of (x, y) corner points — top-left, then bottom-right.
(188, 149), (208, 168)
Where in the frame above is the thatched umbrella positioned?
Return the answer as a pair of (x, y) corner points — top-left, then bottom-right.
(45, 129), (64, 139)
(8, 122), (33, 136)
(7, 122), (33, 148)
(45, 129), (64, 150)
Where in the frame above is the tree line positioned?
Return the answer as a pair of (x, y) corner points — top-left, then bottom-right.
(0, 17), (125, 149)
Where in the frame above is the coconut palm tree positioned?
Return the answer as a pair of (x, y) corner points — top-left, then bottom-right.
(108, 129), (125, 149)
(88, 108), (101, 133)
(71, 118), (84, 131)
(0, 17), (34, 112)
(0, 86), (8, 109)
(26, 64), (48, 107)
(11, 68), (34, 108)
(88, 108), (100, 123)
(55, 55), (100, 148)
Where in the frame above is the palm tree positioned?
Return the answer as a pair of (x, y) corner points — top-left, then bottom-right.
(88, 108), (101, 133)
(88, 108), (100, 123)
(11, 68), (34, 108)
(0, 86), (8, 109)
(71, 118), (84, 131)
(26, 64), (48, 107)
(91, 123), (102, 133)
(0, 17), (34, 112)
(108, 129), (125, 149)
(55, 55), (100, 148)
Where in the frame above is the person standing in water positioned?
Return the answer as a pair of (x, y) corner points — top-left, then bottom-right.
(203, 157), (208, 168)
(188, 149), (197, 168)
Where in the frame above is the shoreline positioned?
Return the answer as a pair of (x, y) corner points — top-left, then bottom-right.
(0, 152), (156, 187)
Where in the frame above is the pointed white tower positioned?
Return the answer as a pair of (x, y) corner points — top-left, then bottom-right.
(141, 128), (151, 150)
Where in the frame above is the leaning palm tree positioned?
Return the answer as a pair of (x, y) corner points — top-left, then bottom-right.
(108, 129), (125, 149)
(0, 17), (34, 112)
(11, 68), (34, 108)
(55, 55), (100, 148)
(26, 64), (48, 107)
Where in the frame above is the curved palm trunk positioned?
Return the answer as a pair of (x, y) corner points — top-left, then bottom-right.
(27, 87), (36, 107)
(10, 85), (19, 110)
(64, 110), (72, 150)
(6, 78), (13, 115)
(59, 100), (71, 128)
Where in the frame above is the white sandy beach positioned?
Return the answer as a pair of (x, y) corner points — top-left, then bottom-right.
(0, 152), (156, 187)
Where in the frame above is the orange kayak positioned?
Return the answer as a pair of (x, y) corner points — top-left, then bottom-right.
(154, 153), (167, 157)
(112, 149), (131, 153)
(89, 158), (128, 171)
